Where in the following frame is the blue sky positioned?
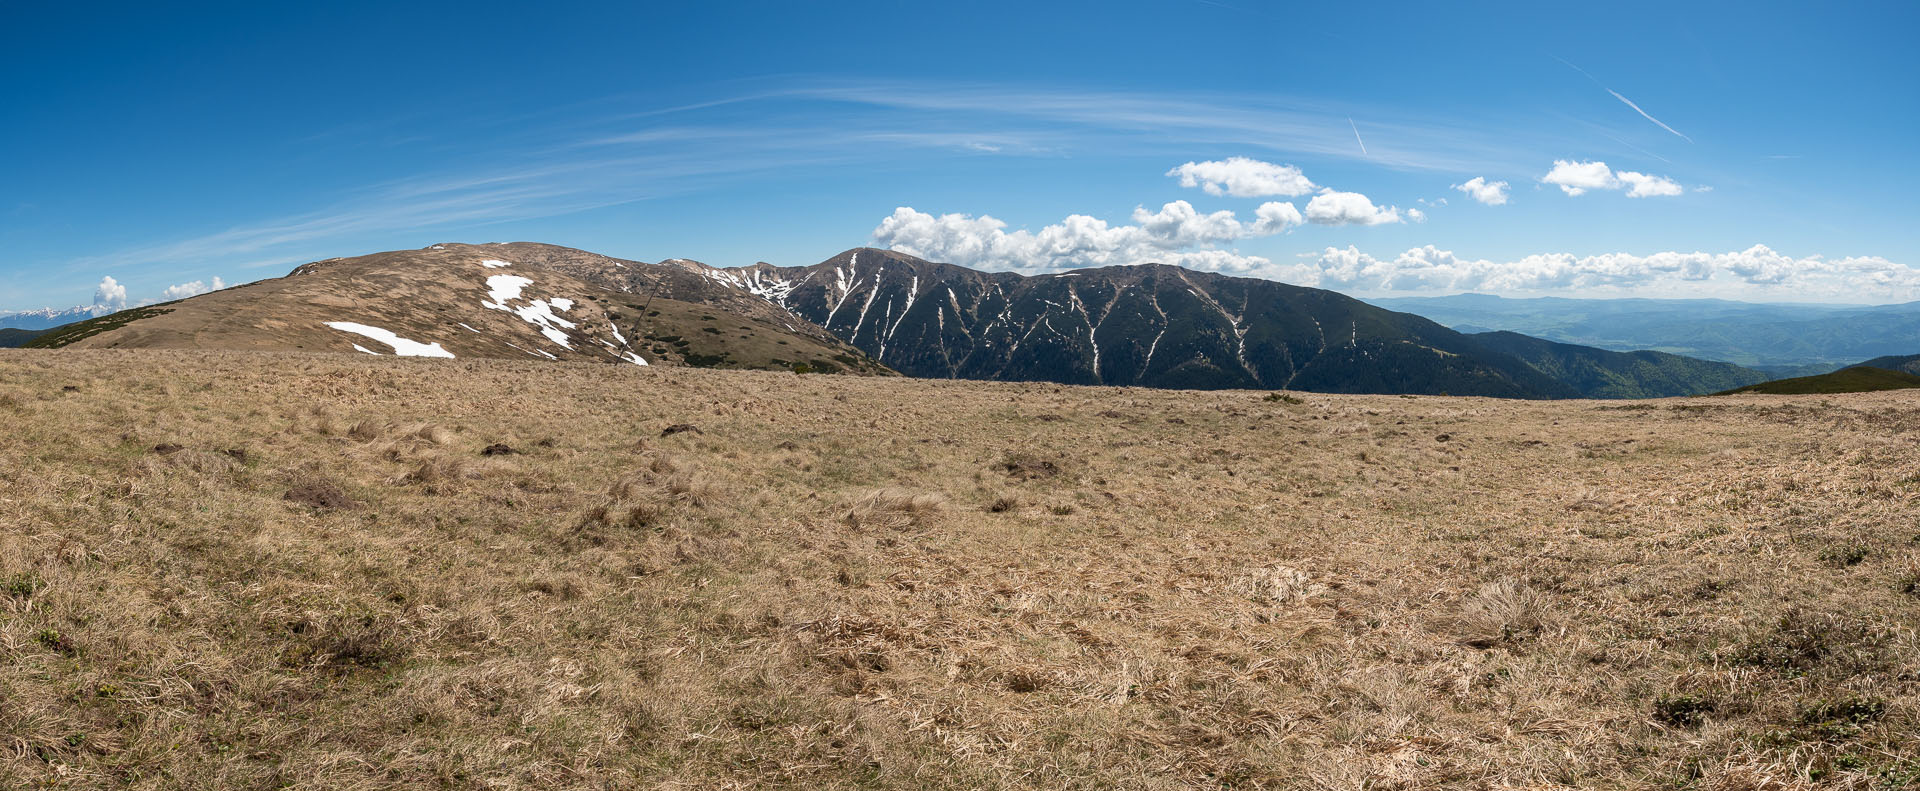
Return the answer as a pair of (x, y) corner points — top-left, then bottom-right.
(4, 0), (1918, 313)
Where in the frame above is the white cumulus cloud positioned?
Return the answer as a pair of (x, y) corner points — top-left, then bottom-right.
(1166, 157), (1317, 198)
(93, 276), (127, 311)
(1451, 177), (1509, 205)
(1303, 189), (1404, 225)
(160, 277), (227, 301)
(1542, 159), (1684, 198)
(1542, 160), (1619, 196)
(1617, 171), (1683, 198)
(871, 199), (1303, 274)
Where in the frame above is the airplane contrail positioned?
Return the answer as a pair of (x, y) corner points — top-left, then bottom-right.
(1348, 117), (1368, 155)
(1553, 56), (1692, 143)
(1606, 89), (1692, 143)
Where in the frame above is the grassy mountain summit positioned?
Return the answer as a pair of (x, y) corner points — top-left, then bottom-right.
(27, 243), (887, 376)
(1467, 330), (1769, 398)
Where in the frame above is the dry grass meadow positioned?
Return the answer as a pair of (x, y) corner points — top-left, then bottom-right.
(3, 348), (1918, 790)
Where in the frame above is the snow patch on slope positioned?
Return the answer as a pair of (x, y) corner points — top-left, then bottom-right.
(325, 322), (456, 358)
(480, 274), (578, 348)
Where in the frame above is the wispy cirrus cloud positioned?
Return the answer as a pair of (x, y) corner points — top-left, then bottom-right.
(48, 79), (1552, 280)
(787, 80), (1532, 173)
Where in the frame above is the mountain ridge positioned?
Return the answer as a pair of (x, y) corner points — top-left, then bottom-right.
(697, 248), (1574, 398)
(24, 242), (1781, 400)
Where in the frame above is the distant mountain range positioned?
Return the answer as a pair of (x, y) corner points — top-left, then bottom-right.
(1364, 293), (1920, 374)
(0, 304), (112, 330)
(19, 243), (1803, 399)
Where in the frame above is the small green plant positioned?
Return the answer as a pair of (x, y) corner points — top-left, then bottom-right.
(1049, 504), (1075, 516)
(1731, 608), (1884, 677)
(3, 573), (42, 598)
(1819, 544), (1870, 567)
(35, 628), (77, 655)
(1652, 694), (1715, 727)
(1263, 392), (1303, 404)
(1798, 697), (1886, 741)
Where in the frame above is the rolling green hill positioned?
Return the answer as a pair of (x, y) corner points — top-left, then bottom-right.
(1715, 366), (1920, 395)
(1467, 331), (1769, 398)
(1854, 353), (1920, 375)
(0, 327), (47, 348)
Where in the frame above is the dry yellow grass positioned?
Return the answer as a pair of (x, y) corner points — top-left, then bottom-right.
(2, 349), (1917, 789)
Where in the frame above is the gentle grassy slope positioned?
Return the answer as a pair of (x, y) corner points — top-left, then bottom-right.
(3, 349), (1918, 789)
(23, 306), (177, 349)
(1468, 330), (1768, 398)
(1718, 365), (1920, 395)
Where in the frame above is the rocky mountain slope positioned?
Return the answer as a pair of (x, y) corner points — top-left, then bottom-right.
(30, 243), (888, 375)
(708, 248), (1575, 398)
(1466, 330), (1768, 398)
